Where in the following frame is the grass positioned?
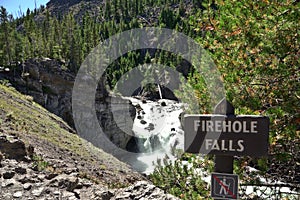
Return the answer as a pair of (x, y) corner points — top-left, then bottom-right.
(0, 84), (89, 159)
(0, 83), (139, 187)
(32, 155), (50, 171)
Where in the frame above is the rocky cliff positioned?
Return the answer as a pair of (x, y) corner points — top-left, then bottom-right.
(0, 58), (135, 150)
(0, 84), (179, 199)
(46, 0), (104, 20)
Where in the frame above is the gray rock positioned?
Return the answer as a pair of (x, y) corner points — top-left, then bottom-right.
(13, 191), (23, 198)
(115, 192), (132, 199)
(1, 179), (16, 187)
(82, 180), (93, 187)
(23, 183), (32, 190)
(53, 190), (61, 196)
(37, 174), (45, 181)
(32, 187), (44, 197)
(62, 191), (76, 199)
(35, 182), (43, 187)
(64, 167), (78, 175)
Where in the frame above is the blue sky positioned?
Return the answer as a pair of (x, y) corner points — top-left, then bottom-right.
(0, 0), (49, 18)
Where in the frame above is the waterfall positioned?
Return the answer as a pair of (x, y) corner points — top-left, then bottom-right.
(44, 94), (48, 106)
(157, 84), (163, 99)
(127, 96), (185, 174)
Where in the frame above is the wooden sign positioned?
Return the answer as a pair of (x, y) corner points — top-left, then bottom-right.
(184, 114), (269, 157)
(184, 99), (270, 199)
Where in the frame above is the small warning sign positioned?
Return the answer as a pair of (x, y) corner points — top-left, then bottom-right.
(211, 173), (238, 199)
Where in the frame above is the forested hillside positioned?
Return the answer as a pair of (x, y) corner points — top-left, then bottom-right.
(0, 0), (299, 199)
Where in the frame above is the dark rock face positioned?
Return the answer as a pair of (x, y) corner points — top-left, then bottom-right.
(0, 58), (135, 150)
(95, 96), (136, 149)
(3, 58), (75, 127)
(0, 135), (33, 161)
(132, 84), (178, 101)
(126, 137), (141, 153)
(160, 85), (179, 101)
(46, 0), (102, 21)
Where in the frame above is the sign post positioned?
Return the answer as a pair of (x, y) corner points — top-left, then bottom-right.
(184, 98), (269, 200)
(214, 99), (235, 174)
(213, 99), (236, 200)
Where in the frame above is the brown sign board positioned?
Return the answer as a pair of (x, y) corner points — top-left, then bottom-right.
(184, 115), (269, 157)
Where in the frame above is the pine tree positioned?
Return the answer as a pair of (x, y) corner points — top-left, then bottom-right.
(49, 18), (62, 59)
(23, 12), (39, 58)
(0, 7), (12, 66)
(104, 1), (111, 19)
(179, 0), (185, 16)
(144, 51), (151, 63)
(12, 25), (23, 65)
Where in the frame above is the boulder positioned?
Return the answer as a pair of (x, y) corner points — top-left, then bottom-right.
(0, 135), (32, 161)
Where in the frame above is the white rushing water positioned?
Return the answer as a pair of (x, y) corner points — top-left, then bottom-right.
(125, 97), (185, 174)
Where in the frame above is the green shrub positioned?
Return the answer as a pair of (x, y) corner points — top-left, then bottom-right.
(149, 151), (214, 199)
(32, 155), (49, 171)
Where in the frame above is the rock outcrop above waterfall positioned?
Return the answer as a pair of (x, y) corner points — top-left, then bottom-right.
(0, 84), (180, 200)
(0, 58), (135, 150)
(132, 84), (179, 101)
